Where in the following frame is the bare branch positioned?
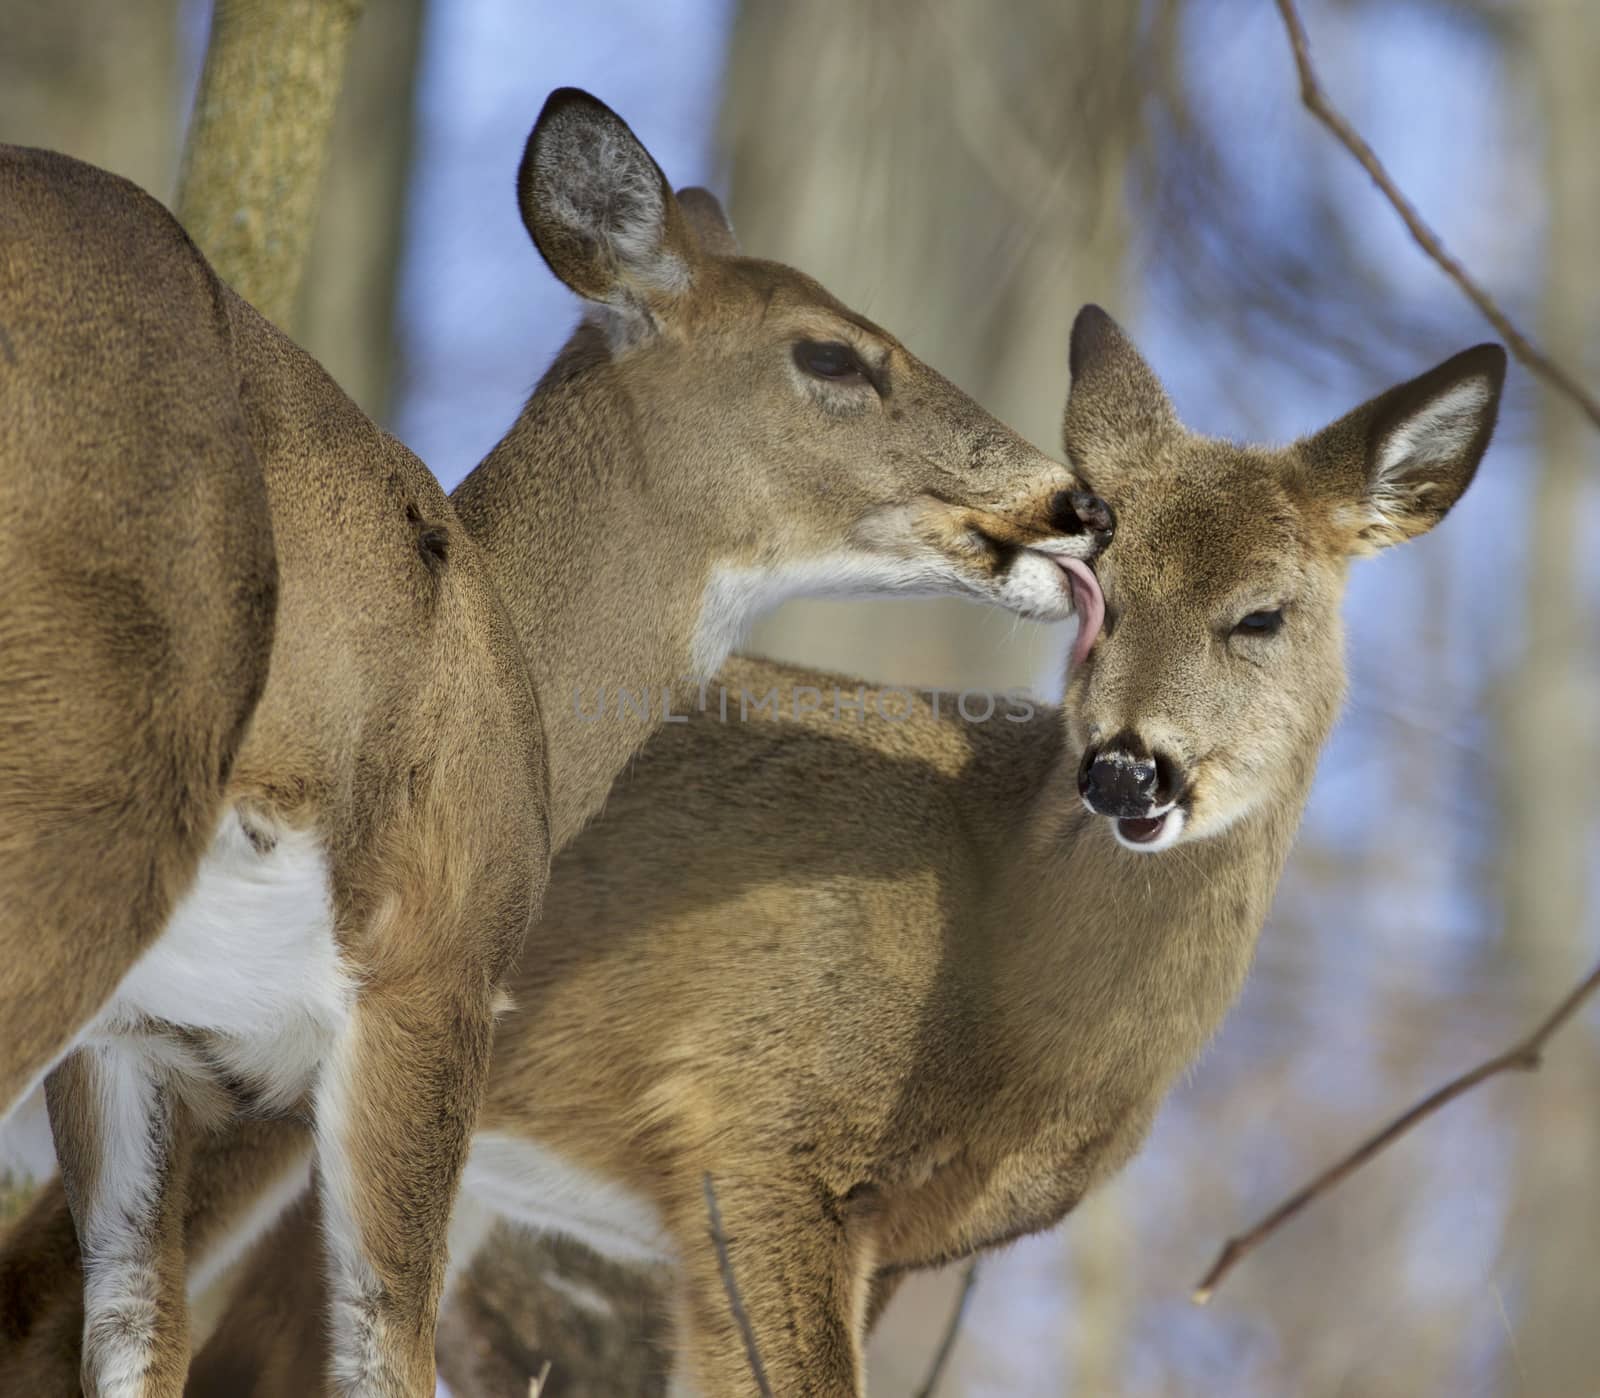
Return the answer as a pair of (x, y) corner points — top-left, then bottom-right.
(1273, 0), (1600, 429)
(527, 1359), (552, 1398)
(701, 1173), (774, 1398)
(913, 1260), (980, 1398)
(1195, 956), (1600, 1303)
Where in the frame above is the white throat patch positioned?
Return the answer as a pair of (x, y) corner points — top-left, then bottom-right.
(691, 544), (1081, 677)
(690, 551), (953, 676)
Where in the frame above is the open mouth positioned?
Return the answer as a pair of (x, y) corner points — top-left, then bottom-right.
(1106, 804), (1186, 852)
(1078, 799), (1187, 853)
(1116, 812), (1169, 845)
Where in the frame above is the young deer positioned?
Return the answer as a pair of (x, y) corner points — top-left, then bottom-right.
(0, 90), (1106, 1396)
(102, 307), (1503, 1397)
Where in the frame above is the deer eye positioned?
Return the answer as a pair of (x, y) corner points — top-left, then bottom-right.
(794, 340), (869, 385)
(1233, 608), (1285, 637)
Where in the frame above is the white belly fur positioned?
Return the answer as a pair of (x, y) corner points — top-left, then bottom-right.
(88, 808), (352, 1110)
(461, 1132), (674, 1268)
(13, 813), (672, 1305)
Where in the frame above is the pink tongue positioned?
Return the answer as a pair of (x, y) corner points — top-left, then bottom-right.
(1060, 559), (1105, 668)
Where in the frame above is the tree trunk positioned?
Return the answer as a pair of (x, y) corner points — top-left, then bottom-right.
(1062, 1182), (1135, 1395)
(1496, 1), (1600, 1391)
(294, 0), (425, 422)
(176, 0), (367, 332)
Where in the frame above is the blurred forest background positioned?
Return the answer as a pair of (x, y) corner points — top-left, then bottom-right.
(2, 0), (1598, 1394)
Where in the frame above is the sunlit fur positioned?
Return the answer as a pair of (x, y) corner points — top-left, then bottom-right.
(7, 313), (1504, 1398)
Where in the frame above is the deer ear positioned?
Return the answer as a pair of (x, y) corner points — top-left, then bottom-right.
(675, 186), (740, 257)
(1062, 305), (1177, 469)
(1300, 343), (1506, 554)
(518, 88), (698, 323)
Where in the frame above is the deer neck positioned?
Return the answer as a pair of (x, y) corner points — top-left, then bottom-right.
(985, 736), (1322, 1116)
(452, 331), (742, 851)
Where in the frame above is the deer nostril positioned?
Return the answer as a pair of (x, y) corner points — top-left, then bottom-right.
(1152, 750), (1184, 806)
(1049, 490), (1086, 535)
(1069, 490), (1114, 537)
(1048, 489), (1116, 540)
(1077, 744), (1100, 796)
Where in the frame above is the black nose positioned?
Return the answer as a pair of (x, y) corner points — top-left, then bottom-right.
(1049, 489), (1115, 554)
(1078, 738), (1182, 818)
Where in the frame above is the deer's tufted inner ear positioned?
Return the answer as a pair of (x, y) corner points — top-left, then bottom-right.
(518, 88), (701, 336)
(1297, 342), (1506, 554)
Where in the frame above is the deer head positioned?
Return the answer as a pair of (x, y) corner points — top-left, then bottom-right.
(512, 89), (1109, 676)
(1061, 306), (1504, 853)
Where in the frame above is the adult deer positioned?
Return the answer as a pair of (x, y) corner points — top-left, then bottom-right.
(0, 90), (1106, 1396)
(81, 306), (1503, 1397)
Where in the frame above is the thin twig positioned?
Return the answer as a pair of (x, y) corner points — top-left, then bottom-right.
(527, 1359), (553, 1398)
(913, 1260), (980, 1398)
(1195, 956), (1600, 1303)
(1273, 0), (1600, 430)
(702, 1173), (775, 1398)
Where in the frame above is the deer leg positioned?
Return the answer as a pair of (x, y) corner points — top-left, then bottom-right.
(0, 1114), (312, 1396)
(312, 962), (499, 1397)
(45, 1045), (196, 1398)
(183, 1170), (498, 1398)
(669, 1177), (871, 1398)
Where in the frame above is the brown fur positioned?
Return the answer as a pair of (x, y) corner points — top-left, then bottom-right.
(0, 88), (1103, 1397)
(137, 312), (1501, 1396)
(2, 137), (544, 1398)
(0, 144), (279, 1140)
